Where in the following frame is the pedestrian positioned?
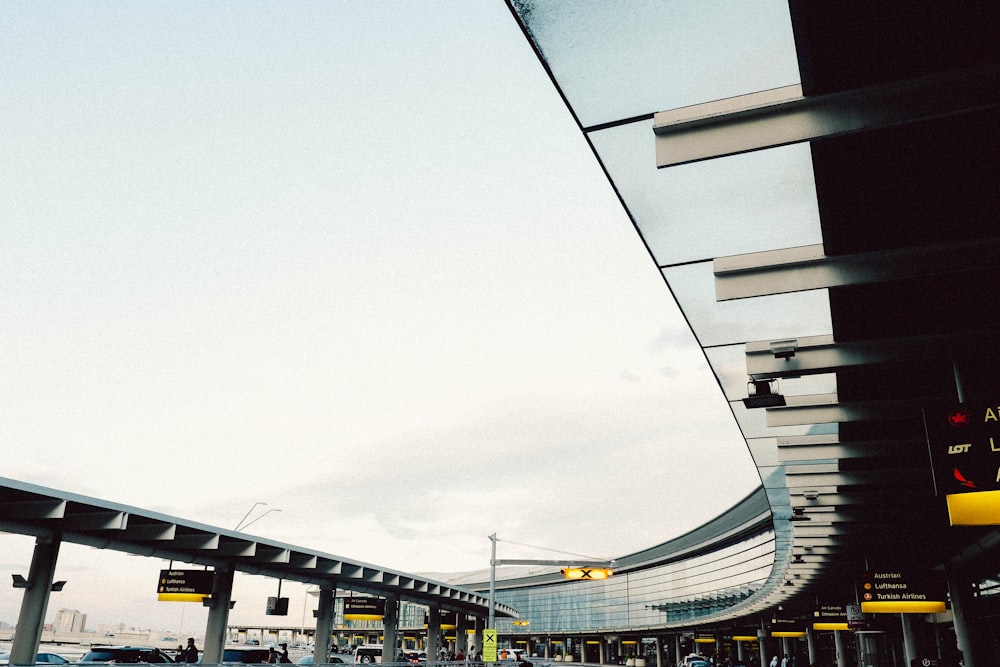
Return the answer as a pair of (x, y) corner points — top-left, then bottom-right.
(181, 638), (199, 664)
(769, 656), (778, 667)
(268, 647), (280, 664)
(280, 643), (291, 663)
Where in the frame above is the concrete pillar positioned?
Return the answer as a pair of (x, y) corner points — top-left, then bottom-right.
(806, 628), (817, 666)
(10, 535), (62, 666)
(598, 639), (606, 665)
(382, 596), (400, 663)
(900, 613), (919, 665)
(654, 637), (662, 667)
(312, 583), (335, 664)
(427, 606), (442, 660)
(455, 612), (469, 655)
(758, 632), (768, 667)
(949, 570), (983, 667)
(202, 568), (236, 665)
(471, 616), (482, 659)
(675, 635), (684, 666)
(834, 630), (847, 667)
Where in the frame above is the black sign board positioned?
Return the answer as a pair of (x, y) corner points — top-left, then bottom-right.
(813, 603), (846, 621)
(266, 596), (289, 615)
(925, 401), (1000, 495)
(859, 568), (947, 613)
(769, 618), (805, 636)
(157, 569), (215, 602)
(344, 597), (385, 620)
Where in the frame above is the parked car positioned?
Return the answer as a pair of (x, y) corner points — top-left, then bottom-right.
(399, 651), (425, 664)
(0, 652), (70, 665)
(221, 648), (275, 664)
(296, 656), (347, 665)
(78, 646), (175, 663)
(494, 649), (526, 664)
(353, 646), (382, 664)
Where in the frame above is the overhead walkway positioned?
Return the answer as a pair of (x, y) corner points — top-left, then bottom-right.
(0, 476), (515, 666)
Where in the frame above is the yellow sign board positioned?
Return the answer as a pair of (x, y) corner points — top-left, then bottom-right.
(483, 629), (497, 663)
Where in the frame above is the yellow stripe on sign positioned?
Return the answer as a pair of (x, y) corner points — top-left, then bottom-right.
(861, 600), (946, 614)
(947, 490), (1000, 525)
(813, 623), (849, 631)
(158, 593), (208, 602)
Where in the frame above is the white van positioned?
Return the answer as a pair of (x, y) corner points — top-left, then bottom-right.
(496, 648), (526, 663)
(354, 645), (383, 664)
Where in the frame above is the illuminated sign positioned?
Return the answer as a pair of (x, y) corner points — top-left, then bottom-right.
(812, 603), (849, 631)
(561, 567), (613, 580)
(769, 618), (805, 638)
(858, 568), (947, 613)
(157, 569), (214, 602)
(344, 597), (385, 620)
(925, 400), (1000, 525)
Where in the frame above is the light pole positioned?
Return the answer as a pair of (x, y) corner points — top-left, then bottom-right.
(235, 502), (281, 531)
(486, 534), (615, 661)
(235, 502), (267, 531)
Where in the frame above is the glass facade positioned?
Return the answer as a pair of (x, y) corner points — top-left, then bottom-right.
(492, 529), (773, 634)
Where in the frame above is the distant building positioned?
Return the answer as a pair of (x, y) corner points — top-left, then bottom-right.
(55, 608), (87, 633)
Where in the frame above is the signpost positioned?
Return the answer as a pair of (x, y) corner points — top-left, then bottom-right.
(812, 603), (849, 631)
(157, 569), (214, 602)
(483, 629), (497, 663)
(344, 598), (385, 621)
(858, 568), (947, 613)
(925, 400), (1000, 524)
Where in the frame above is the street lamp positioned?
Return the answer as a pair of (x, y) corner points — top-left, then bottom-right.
(235, 502), (281, 531)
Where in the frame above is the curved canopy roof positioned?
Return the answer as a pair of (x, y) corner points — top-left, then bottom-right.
(504, 0), (1000, 620)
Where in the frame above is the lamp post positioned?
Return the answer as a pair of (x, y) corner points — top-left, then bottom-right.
(235, 502), (281, 531)
(486, 534), (615, 661)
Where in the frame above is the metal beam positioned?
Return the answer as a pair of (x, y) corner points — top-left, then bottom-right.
(654, 64), (1000, 167)
(714, 238), (1000, 301)
(764, 393), (924, 427)
(747, 330), (1000, 379)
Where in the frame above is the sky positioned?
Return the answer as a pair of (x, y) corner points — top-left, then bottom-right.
(0, 1), (762, 634)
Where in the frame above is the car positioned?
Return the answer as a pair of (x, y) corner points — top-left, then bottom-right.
(399, 651), (425, 664)
(221, 648), (277, 664)
(295, 657), (347, 665)
(0, 653), (70, 665)
(352, 646), (382, 664)
(78, 646), (175, 663)
(495, 649), (525, 663)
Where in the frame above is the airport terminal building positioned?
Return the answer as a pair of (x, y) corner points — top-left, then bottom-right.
(5, 2), (1000, 667)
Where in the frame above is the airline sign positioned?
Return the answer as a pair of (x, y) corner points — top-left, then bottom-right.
(925, 401), (1000, 525)
(157, 569), (214, 602)
(344, 598), (385, 620)
(858, 568), (947, 614)
(925, 401), (1000, 495)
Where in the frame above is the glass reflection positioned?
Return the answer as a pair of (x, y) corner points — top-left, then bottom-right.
(511, 0), (799, 128)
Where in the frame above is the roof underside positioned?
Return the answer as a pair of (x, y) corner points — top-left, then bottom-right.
(506, 0), (1000, 621)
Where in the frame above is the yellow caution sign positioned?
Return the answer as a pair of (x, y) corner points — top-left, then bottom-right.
(483, 629), (497, 663)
